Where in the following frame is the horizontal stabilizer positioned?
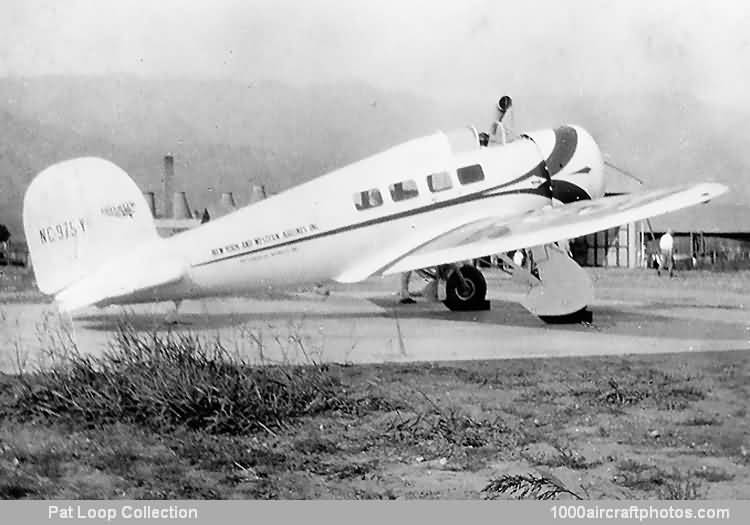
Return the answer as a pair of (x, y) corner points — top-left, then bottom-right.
(55, 238), (187, 312)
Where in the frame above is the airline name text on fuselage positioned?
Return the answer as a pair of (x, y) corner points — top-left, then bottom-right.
(210, 223), (319, 257)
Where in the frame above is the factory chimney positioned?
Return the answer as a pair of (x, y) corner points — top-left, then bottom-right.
(248, 184), (267, 204)
(172, 192), (192, 219)
(143, 191), (156, 218)
(162, 154), (175, 218)
(220, 192), (237, 209)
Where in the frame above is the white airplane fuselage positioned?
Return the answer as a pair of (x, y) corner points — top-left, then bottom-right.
(104, 125), (605, 306)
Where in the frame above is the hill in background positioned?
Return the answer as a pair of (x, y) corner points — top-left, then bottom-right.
(1, 75), (747, 238)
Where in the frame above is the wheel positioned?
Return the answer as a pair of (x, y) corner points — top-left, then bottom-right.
(443, 265), (488, 311)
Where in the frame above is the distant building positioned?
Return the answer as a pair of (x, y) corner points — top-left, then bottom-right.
(154, 218), (202, 237)
(0, 240), (29, 267)
(568, 168), (749, 270)
(647, 203), (750, 270)
(570, 224), (637, 268)
(568, 165), (641, 268)
(570, 206), (749, 270)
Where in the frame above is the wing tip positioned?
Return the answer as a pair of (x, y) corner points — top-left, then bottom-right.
(696, 182), (729, 203)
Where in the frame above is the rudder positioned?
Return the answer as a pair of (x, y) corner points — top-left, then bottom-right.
(23, 158), (158, 295)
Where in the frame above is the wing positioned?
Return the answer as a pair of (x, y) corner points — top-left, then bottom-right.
(54, 238), (187, 312)
(379, 182), (727, 276)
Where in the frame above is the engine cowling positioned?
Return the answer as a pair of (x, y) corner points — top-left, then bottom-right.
(524, 125), (606, 203)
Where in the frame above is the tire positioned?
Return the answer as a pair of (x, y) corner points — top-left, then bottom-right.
(443, 265), (488, 311)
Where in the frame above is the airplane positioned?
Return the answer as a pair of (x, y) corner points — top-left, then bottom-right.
(22, 121), (727, 323)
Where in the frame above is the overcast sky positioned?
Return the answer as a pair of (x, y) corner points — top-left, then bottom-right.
(1, 0), (749, 108)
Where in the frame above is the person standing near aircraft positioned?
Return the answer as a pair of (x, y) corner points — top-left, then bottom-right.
(658, 228), (675, 277)
(399, 271), (416, 304)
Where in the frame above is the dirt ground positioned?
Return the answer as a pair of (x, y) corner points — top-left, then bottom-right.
(0, 267), (748, 499)
(1, 351), (748, 499)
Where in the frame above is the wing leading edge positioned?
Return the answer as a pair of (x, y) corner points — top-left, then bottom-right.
(380, 182), (728, 276)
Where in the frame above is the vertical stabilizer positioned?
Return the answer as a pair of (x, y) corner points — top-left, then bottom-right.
(23, 158), (159, 295)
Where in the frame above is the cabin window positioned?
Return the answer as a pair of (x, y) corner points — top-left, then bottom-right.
(389, 179), (419, 202)
(427, 171), (453, 192)
(353, 188), (383, 210)
(457, 164), (485, 185)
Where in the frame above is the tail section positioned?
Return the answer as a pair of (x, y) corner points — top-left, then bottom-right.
(23, 158), (159, 296)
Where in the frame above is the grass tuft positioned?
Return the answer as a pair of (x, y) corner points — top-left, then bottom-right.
(571, 372), (707, 411)
(0, 321), (353, 435)
(615, 462), (706, 499)
(523, 442), (602, 470)
(385, 389), (511, 450)
(657, 473), (706, 500)
(482, 473), (583, 500)
(693, 466), (735, 483)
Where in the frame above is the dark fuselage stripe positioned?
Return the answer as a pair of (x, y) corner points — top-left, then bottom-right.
(546, 126), (578, 176)
(546, 126), (589, 204)
(192, 167), (551, 268)
(551, 179), (591, 203)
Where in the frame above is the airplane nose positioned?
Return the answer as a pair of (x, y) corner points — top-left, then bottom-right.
(526, 125), (605, 202)
(566, 125), (605, 200)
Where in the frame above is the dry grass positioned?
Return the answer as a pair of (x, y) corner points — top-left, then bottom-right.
(1, 341), (747, 499)
(482, 473), (583, 500)
(0, 321), (365, 435)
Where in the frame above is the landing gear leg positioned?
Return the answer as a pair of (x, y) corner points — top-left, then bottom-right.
(443, 264), (490, 311)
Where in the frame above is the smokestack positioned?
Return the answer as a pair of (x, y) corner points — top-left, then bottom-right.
(220, 192), (237, 210)
(172, 192), (192, 219)
(248, 184), (267, 204)
(162, 154), (175, 218)
(143, 191), (156, 217)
